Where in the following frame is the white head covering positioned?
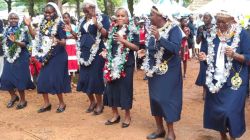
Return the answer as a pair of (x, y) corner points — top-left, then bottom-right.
(47, 2), (62, 19)
(8, 11), (19, 18)
(151, 4), (173, 21)
(7, 11), (21, 26)
(115, 7), (131, 18)
(83, 0), (101, 14)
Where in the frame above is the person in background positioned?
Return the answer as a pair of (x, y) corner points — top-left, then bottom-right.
(137, 19), (146, 69)
(180, 26), (190, 79)
(63, 12), (79, 88)
(195, 13), (213, 100)
(188, 15), (195, 58)
(180, 17), (189, 78)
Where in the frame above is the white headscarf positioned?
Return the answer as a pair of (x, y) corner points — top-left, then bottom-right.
(115, 7), (131, 18)
(47, 2), (62, 19)
(83, 0), (101, 14)
(7, 11), (21, 26)
(151, 4), (173, 21)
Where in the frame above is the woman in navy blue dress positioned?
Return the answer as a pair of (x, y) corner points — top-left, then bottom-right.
(195, 13), (213, 100)
(0, 12), (34, 109)
(26, 2), (71, 113)
(198, 11), (250, 140)
(138, 5), (183, 140)
(76, 0), (110, 115)
(101, 7), (139, 128)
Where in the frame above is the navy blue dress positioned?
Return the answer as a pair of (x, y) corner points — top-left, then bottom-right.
(147, 26), (183, 123)
(77, 14), (110, 95)
(0, 26), (35, 90)
(103, 33), (139, 110)
(203, 29), (250, 138)
(37, 22), (71, 94)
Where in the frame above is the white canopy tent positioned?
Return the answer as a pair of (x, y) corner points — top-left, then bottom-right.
(133, 0), (155, 16)
(193, 0), (250, 16)
(133, 0), (191, 17)
(0, 6), (29, 20)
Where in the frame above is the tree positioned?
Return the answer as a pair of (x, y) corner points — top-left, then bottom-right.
(76, 0), (80, 19)
(127, 0), (133, 16)
(102, 0), (122, 16)
(4, 0), (12, 12)
(28, 0), (35, 17)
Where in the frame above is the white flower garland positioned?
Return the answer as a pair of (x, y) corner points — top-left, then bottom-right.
(31, 18), (60, 59)
(141, 22), (174, 77)
(2, 22), (28, 63)
(104, 25), (129, 80)
(205, 25), (242, 93)
(76, 14), (103, 66)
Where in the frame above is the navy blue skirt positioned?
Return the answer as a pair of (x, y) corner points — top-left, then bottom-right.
(0, 49), (35, 91)
(77, 54), (105, 95)
(103, 65), (134, 110)
(195, 61), (207, 86)
(148, 63), (183, 123)
(37, 48), (71, 94)
(204, 86), (247, 138)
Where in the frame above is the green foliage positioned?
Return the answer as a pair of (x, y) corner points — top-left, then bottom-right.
(0, 0), (7, 10)
(0, 0), (124, 16)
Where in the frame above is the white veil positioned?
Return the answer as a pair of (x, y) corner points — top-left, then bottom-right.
(47, 2), (62, 19)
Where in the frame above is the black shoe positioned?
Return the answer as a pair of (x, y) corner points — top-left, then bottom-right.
(93, 106), (104, 115)
(37, 104), (52, 113)
(146, 131), (166, 139)
(86, 103), (96, 113)
(16, 101), (27, 110)
(56, 105), (66, 113)
(121, 122), (130, 128)
(105, 116), (120, 125)
(7, 96), (19, 108)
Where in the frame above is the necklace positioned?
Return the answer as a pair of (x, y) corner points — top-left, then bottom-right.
(32, 18), (60, 66)
(141, 21), (174, 77)
(103, 19), (137, 82)
(2, 22), (28, 63)
(76, 14), (103, 66)
(205, 24), (242, 93)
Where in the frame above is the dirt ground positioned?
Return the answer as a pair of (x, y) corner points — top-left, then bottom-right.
(0, 59), (249, 140)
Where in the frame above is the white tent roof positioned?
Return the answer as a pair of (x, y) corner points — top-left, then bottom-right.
(133, 0), (154, 16)
(194, 0), (250, 16)
(133, 0), (191, 17)
(0, 6), (29, 20)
